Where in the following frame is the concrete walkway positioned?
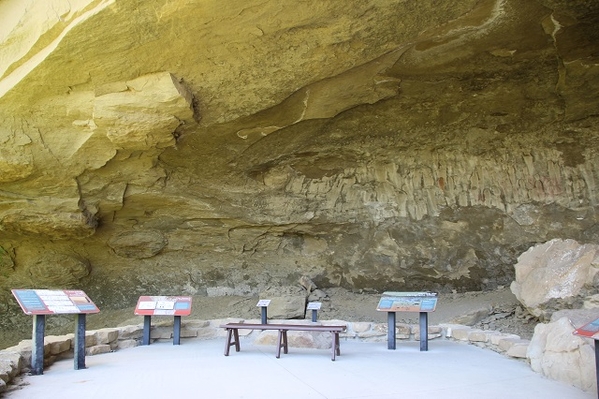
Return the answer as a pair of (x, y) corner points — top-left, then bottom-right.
(5, 338), (594, 399)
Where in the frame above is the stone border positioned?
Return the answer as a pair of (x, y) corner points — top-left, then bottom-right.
(0, 319), (529, 393)
(440, 323), (530, 358)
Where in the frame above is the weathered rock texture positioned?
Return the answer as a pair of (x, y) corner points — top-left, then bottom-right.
(511, 239), (599, 320)
(1, 0), (599, 336)
(528, 309), (599, 393)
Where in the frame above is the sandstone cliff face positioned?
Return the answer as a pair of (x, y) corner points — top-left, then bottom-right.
(0, 0), (598, 325)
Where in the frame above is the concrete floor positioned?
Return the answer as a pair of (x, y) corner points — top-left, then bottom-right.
(4, 338), (595, 399)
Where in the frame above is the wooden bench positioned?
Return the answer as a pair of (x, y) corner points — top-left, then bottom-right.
(219, 323), (347, 361)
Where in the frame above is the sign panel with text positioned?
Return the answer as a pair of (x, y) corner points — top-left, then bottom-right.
(574, 317), (599, 338)
(12, 289), (100, 315)
(376, 291), (438, 313)
(134, 296), (193, 316)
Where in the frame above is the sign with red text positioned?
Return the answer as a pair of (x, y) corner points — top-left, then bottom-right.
(12, 289), (100, 315)
(134, 296), (192, 316)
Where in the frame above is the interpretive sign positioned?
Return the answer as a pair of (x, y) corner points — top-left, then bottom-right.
(11, 288), (99, 375)
(134, 296), (192, 316)
(12, 289), (100, 315)
(257, 299), (271, 324)
(308, 302), (322, 322)
(376, 291), (438, 313)
(135, 296), (192, 345)
(377, 291), (438, 351)
(574, 317), (599, 338)
(573, 317), (599, 399)
(256, 299), (271, 307)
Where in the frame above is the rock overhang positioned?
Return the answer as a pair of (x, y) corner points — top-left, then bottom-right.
(0, 0), (597, 318)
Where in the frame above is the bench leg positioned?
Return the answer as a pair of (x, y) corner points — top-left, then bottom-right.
(331, 332), (340, 361)
(276, 330), (289, 358)
(276, 330), (282, 358)
(233, 329), (240, 352)
(224, 329), (232, 356)
(224, 329), (241, 356)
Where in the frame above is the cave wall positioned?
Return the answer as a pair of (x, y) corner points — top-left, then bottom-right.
(0, 0), (598, 322)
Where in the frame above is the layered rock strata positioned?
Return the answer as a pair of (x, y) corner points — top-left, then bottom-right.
(0, 0), (598, 340)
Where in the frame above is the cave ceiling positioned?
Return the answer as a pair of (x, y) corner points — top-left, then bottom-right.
(0, 0), (598, 311)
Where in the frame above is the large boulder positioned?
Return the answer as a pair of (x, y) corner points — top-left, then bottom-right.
(259, 286), (308, 319)
(511, 239), (599, 320)
(527, 309), (599, 393)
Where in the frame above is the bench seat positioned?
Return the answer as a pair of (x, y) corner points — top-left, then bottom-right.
(219, 322), (346, 361)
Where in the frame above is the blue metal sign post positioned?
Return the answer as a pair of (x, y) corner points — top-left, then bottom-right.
(173, 315), (182, 345)
(143, 315), (152, 345)
(387, 312), (396, 349)
(74, 314), (87, 370)
(261, 307), (268, 324)
(32, 315), (45, 375)
(419, 312), (429, 351)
